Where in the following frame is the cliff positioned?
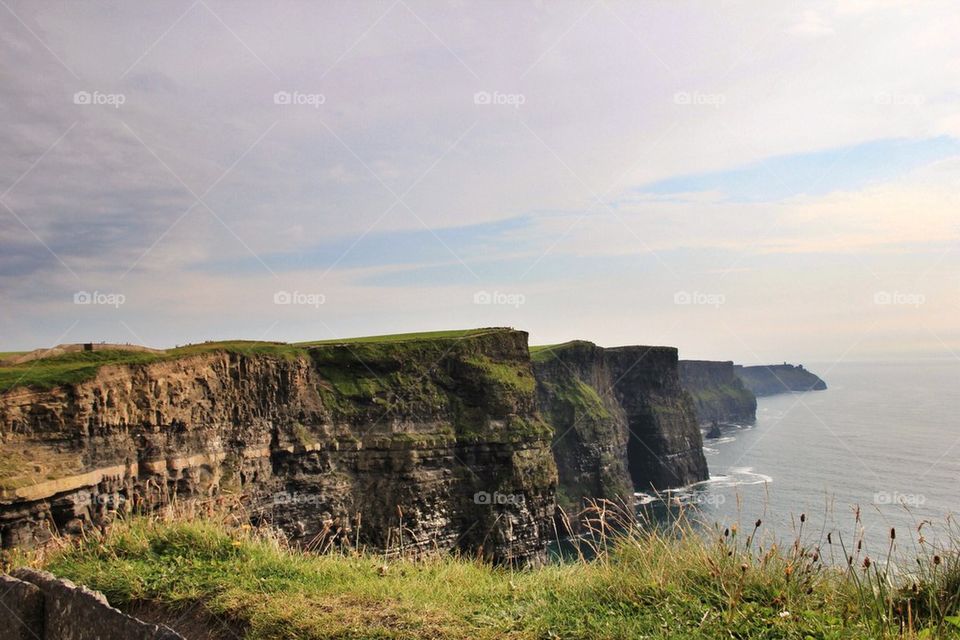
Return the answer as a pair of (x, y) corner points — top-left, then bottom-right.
(734, 364), (827, 397)
(678, 360), (757, 425)
(532, 341), (707, 513)
(0, 329), (557, 565)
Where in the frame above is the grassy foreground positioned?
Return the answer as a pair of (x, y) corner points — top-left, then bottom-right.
(10, 510), (960, 640)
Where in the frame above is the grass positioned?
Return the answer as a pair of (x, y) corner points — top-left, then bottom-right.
(0, 350), (168, 393)
(0, 329), (512, 393)
(12, 506), (960, 639)
(298, 329), (505, 346)
(529, 340), (592, 361)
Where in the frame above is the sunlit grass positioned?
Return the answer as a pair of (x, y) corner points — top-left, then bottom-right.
(0, 329), (511, 393)
(12, 504), (959, 639)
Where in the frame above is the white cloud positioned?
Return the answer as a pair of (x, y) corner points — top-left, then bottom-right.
(788, 10), (835, 38)
(1, 0), (959, 359)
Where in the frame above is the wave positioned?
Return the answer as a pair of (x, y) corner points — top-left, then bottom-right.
(697, 467), (773, 488)
(634, 467), (772, 509)
(634, 492), (658, 505)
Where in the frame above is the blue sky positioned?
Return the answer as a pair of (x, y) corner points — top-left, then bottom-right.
(1, 1), (959, 363)
(636, 136), (960, 202)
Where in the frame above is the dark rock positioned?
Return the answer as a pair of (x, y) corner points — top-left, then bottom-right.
(706, 422), (723, 439)
(0, 573), (43, 640)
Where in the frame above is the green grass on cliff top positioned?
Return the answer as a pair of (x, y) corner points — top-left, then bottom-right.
(20, 515), (960, 640)
(298, 328), (503, 345)
(0, 329), (510, 393)
(529, 340), (596, 362)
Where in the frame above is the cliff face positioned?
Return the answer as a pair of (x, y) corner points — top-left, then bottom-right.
(734, 364), (827, 397)
(533, 342), (707, 511)
(678, 360), (757, 425)
(531, 342), (631, 514)
(604, 347), (709, 490)
(0, 330), (557, 565)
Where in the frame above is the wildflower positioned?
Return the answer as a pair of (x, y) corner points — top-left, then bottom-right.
(827, 532), (832, 545)
(933, 555), (942, 566)
(890, 527), (896, 540)
(778, 611), (791, 618)
(785, 565), (794, 577)
(741, 563), (748, 573)
(755, 519), (762, 528)
(863, 557), (871, 569)
(800, 513), (806, 524)
(724, 528), (729, 538)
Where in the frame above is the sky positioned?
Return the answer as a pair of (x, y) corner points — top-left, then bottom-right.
(1, 0), (958, 364)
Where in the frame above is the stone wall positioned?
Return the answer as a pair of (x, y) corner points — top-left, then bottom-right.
(0, 569), (182, 640)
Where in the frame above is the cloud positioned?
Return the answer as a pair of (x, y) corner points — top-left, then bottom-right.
(1, 0), (959, 360)
(788, 10), (835, 38)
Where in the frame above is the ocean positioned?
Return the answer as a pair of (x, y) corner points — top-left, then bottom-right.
(642, 359), (960, 561)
